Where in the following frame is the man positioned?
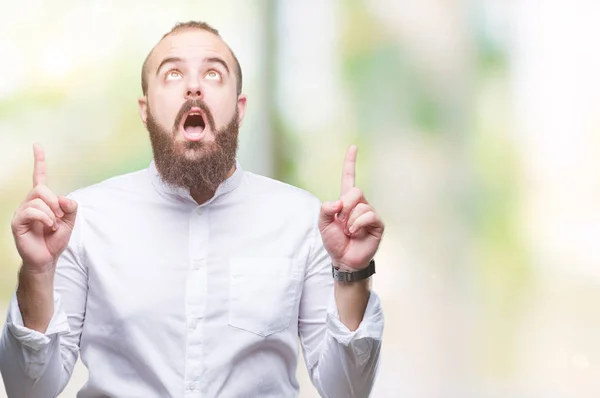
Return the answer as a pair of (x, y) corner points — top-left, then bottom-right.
(0, 21), (384, 397)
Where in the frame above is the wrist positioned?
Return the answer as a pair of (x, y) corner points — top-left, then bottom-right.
(332, 259), (373, 272)
(21, 259), (57, 275)
(332, 262), (355, 272)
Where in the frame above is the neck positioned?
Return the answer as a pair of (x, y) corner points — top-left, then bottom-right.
(190, 164), (236, 205)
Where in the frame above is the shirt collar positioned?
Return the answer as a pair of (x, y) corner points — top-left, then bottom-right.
(148, 159), (244, 205)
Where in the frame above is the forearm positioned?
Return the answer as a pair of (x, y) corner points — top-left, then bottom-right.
(1, 290), (71, 398)
(334, 278), (370, 331)
(306, 291), (384, 398)
(1, 248), (87, 397)
(0, 322), (63, 397)
(16, 263), (56, 333)
(310, 333), (381, 398)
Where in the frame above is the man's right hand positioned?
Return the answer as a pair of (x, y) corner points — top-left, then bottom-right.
(10, 144), (78, 332)
(11, 143), (78, 273)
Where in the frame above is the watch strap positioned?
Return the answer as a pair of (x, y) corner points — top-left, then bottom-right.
(332, 259), (375, 283)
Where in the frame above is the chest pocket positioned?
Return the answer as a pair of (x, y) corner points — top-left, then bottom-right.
(228, 257), (302, 337)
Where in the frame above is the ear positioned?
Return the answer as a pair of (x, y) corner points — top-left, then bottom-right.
(138, 96), (148, 126)
(236, 94), (247, 125)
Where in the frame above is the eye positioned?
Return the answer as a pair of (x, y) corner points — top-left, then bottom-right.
(205, 70), (221, 80)
(165, 69), (182, 81)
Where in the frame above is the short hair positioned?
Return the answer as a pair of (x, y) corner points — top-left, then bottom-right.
(141, 21), (243, 96)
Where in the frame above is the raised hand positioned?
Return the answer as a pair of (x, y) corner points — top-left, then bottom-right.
(318, 145), (384, 271)
(11, 143), (78, 272)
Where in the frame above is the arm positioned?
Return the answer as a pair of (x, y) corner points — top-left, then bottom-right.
(320, 145), (384, 332)
(299, 144), (385, 397)
(0, 197), (87, 398)
(298, 227), (383, 398)
(0, 144), (87, 397)
(1, 231), (88, 397)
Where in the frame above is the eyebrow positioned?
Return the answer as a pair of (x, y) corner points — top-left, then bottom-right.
(205, 57), (230, 75)
(156, 57), (183, 76)
(155, 56), (230, 76)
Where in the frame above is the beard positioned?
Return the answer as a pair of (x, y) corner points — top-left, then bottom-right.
(146, 99), (239, 193)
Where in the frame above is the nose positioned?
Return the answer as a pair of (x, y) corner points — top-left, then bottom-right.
(185, 80), (202, 99)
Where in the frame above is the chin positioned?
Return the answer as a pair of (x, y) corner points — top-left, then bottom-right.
(178, 137), (216, 156)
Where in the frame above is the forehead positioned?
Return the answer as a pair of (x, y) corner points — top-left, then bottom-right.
(150, 29), (233, 69)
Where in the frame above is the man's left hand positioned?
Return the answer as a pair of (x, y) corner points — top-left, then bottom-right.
(319, 145), (384, 271)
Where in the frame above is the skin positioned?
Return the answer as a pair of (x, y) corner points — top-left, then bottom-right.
(12, 144), (78, 332)
(320, 145), (385, 330)
(11, 28), (384, 335)
(139, 30), (246, 169)
(140, 28), (247, 204)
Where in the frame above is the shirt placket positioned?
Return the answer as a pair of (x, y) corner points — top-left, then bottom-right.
(184, 206), (209, 396)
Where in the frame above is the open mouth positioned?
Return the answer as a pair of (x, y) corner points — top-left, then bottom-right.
(182, 110), (206, 141)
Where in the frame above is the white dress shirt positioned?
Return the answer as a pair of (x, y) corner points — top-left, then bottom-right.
(0, 160), (383, 398)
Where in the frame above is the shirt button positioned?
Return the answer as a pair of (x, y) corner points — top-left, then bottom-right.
(189, 318), (198, 329)
(195, 207), (203, 215)
(192, 260), (200, 271)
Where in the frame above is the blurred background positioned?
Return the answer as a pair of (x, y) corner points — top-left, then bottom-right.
(2, 0), (600, 396)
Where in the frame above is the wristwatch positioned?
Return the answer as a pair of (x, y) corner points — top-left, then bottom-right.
(332, 259), (375, 283)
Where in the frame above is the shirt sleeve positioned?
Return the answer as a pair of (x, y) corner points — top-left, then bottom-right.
(0, 197), (88, 398)
(298, 215), (384, 398)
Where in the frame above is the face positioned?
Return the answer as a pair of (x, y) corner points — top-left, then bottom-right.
(139, 29), (247, 192)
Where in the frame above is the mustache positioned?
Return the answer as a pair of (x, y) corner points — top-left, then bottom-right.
(174, 99), (216, 131)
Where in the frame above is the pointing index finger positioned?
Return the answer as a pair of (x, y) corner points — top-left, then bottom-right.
(340, 144), (357, 196)
(33, 143), (47, 187)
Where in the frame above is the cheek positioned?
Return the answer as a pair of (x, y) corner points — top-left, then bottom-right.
(209, 96), (238, 125)
(149, 95), (180, 127)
